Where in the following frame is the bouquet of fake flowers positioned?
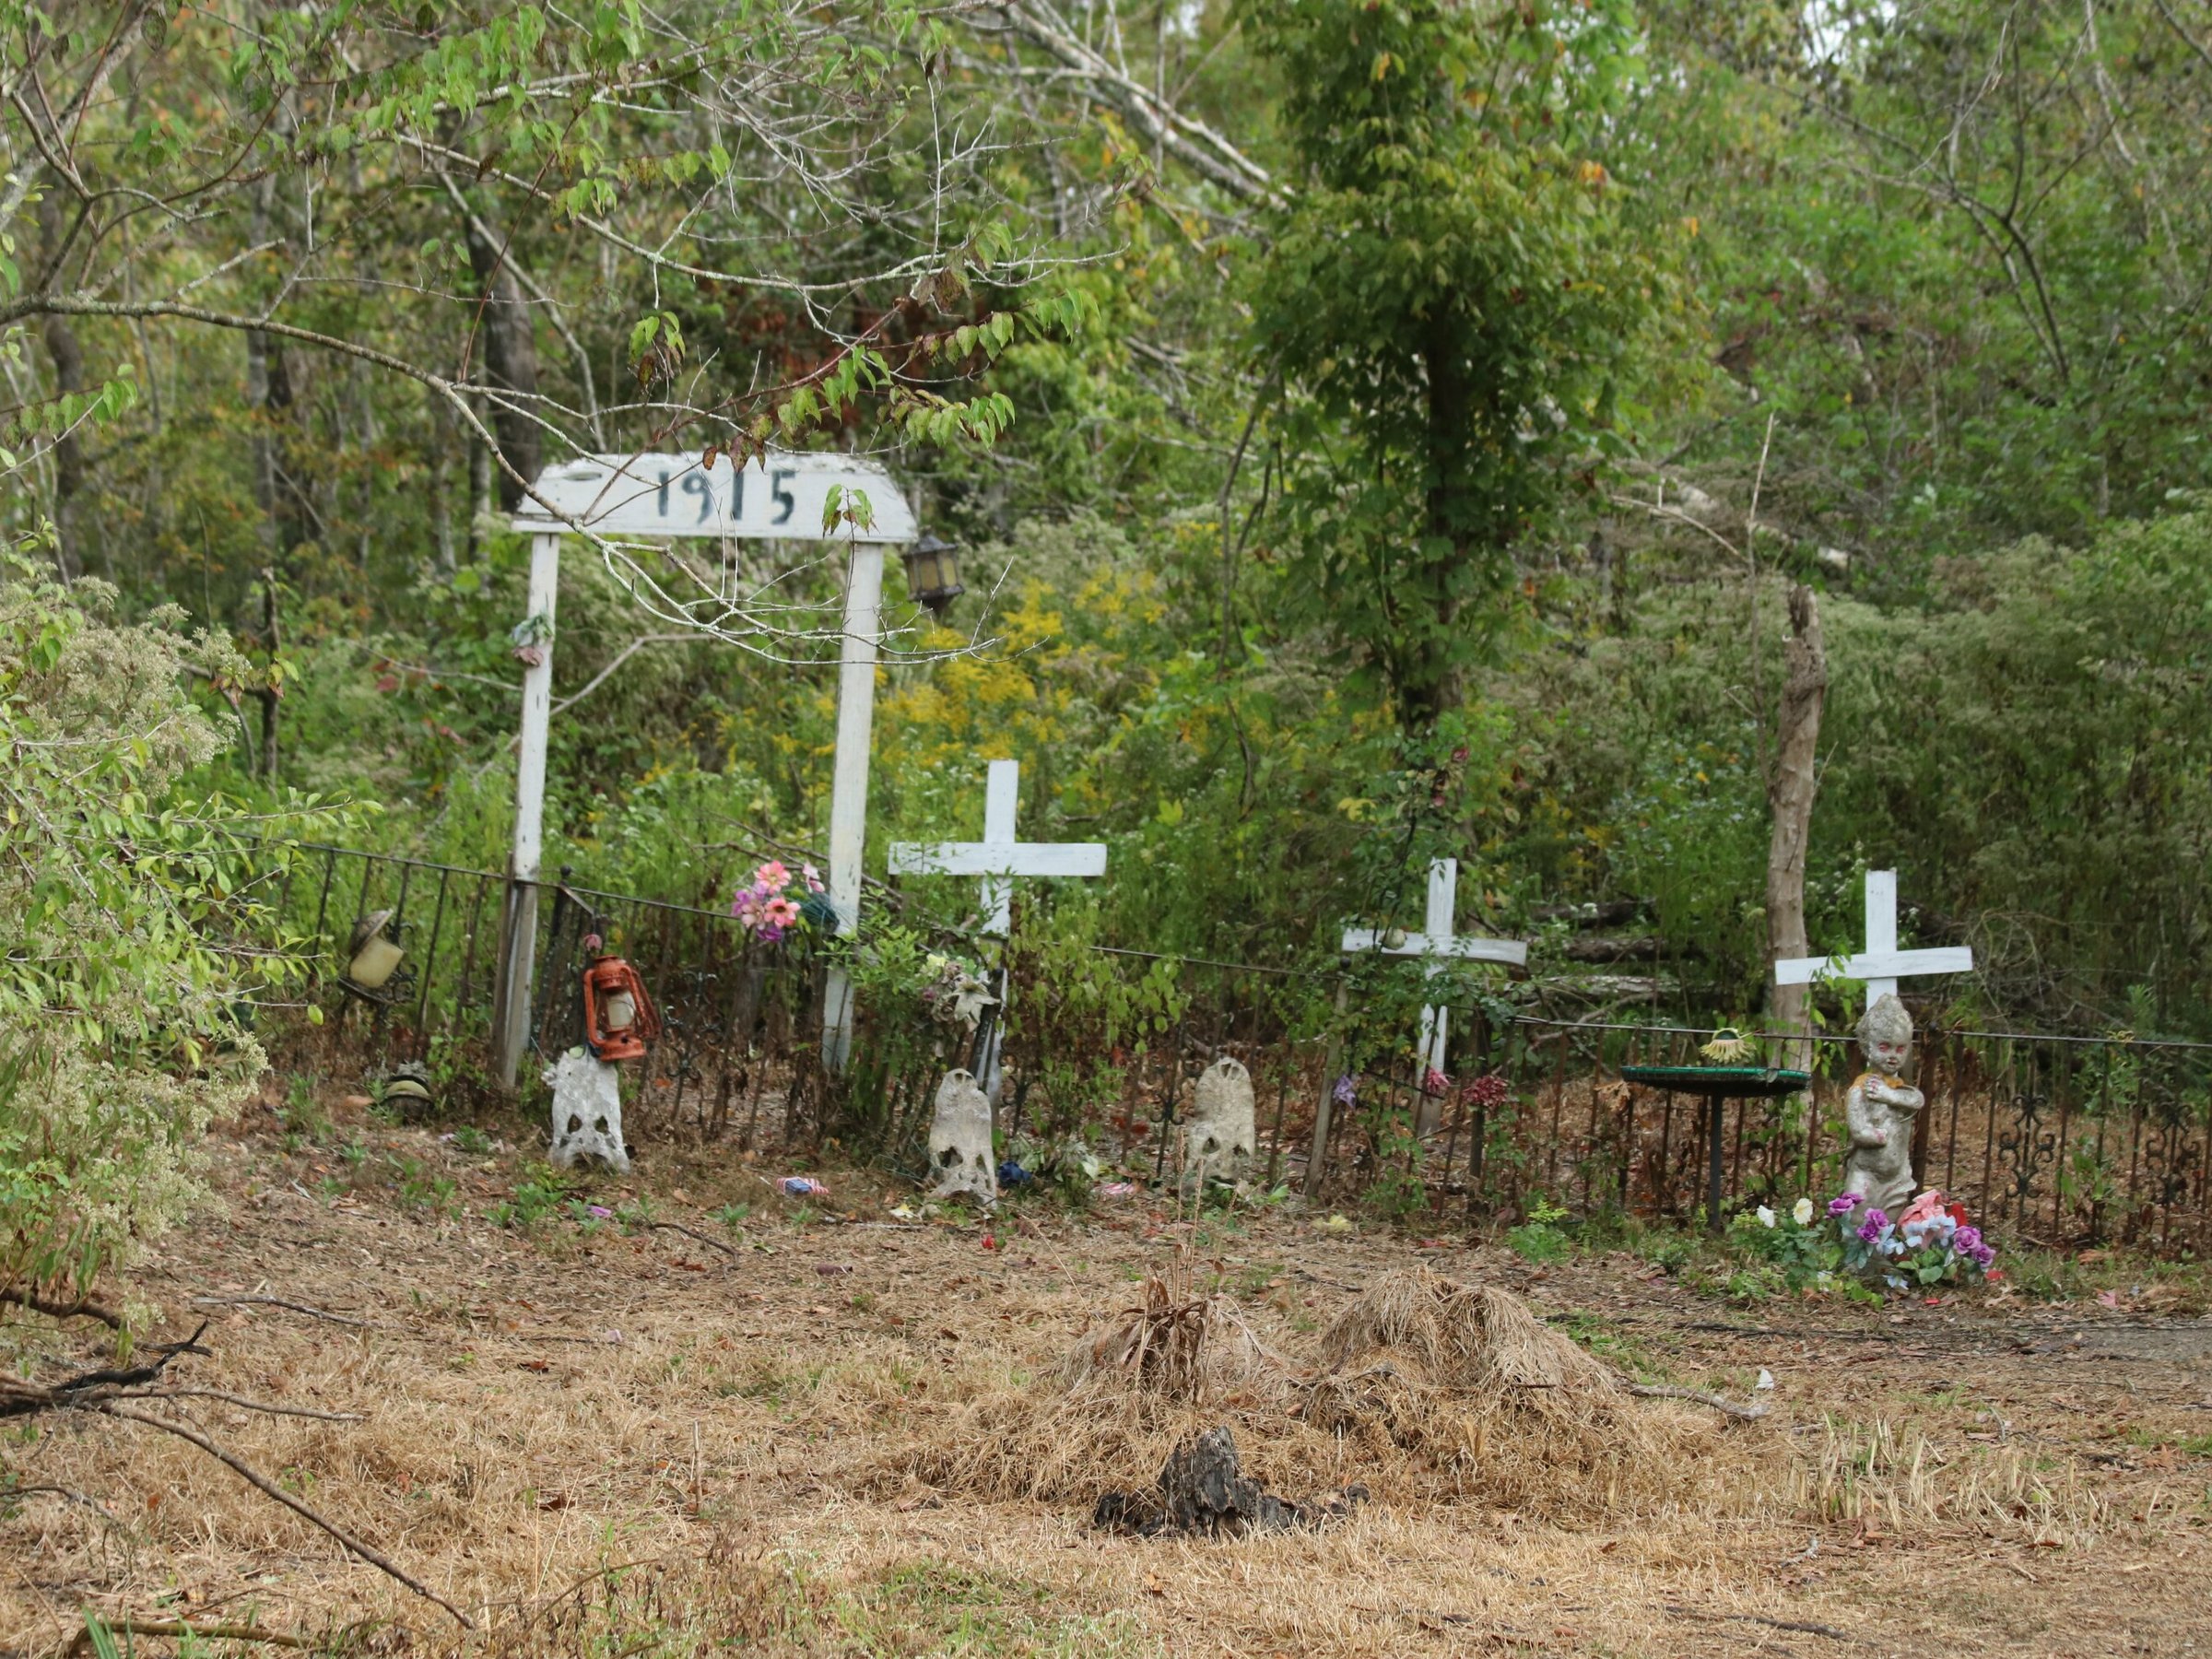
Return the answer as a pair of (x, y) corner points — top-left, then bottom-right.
(918, 951), (996, 1030)
(730, 859), (831, 944)
(1833, 1188), (1998, 1288)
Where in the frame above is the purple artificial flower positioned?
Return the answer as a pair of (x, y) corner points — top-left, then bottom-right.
(1971, 1243), (1997, 1269)
(586, 1204), (614, 1219)
(758, 922), (785, 944)
(1856, 1207), (1889, 1244)
(1828, 1194), (1859, 1218)
(1332, 1074), (1359, 1109)
(1953, 1224), (1983, 1255)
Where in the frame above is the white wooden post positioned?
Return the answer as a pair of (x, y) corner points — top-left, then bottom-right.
(1773, 869), (1973, 1011)
(1340, 857), (1526, 1081)
(492, 529), (561, 1088)
(820, 540), (887, 1069)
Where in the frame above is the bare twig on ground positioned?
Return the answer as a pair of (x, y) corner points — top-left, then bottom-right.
(644, 1219), (739, 1257)
(3, 1322), (468, 1628)
(1666, 1605), (1865, 1644)
(191, 1294), (389, 1330)
(98, 1405), (475, 1627)
(0, 1322), (212, 1418)
(124, 1387), (366, 1422)
(1625, 1383), (1771, 1421)
(69, 1617), (316, 1653)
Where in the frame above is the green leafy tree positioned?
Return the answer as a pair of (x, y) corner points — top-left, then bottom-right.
(1244, 0), (1676, 731)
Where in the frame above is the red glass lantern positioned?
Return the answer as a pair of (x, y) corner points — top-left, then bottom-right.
(582, 951), (661, 1062)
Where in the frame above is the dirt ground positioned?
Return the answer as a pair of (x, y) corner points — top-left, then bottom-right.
(6, 1093), (2212, 1658)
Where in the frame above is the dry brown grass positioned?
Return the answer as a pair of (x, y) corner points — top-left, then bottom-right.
(6, 1112), (2211, 1657)
(1301, 1265), (1755, 1517)
(887, 1262), (1772, 1526)
(1788, 1416), (2120, 1546)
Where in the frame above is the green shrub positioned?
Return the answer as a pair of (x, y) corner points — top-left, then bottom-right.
(0, 559), (347, 1312)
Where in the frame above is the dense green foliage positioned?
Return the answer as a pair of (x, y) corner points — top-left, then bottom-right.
(6, 0), (2211, 1099)
(0, 554), (343, 1300)
(1247, 0), (1672, 724)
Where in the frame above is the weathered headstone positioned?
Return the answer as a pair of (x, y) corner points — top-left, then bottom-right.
(545, 1046), (629, 1172)
(928, 1068), (995, 1202)
(1182, 1056), (1256, 1180)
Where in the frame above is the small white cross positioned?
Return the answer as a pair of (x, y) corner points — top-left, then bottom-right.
(887, 759), (1107, 935)
(1341, 858), (1527, 1077)
(1773, 868), (1973, 1006)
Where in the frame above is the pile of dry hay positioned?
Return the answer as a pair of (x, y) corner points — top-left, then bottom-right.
(900, 1265), (1769, 1521)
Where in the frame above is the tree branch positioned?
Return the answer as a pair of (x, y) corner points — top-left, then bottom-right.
(98, 1405), (474, 1626)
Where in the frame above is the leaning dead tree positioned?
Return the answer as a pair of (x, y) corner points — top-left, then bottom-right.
(1765, 582), (1828, 1072)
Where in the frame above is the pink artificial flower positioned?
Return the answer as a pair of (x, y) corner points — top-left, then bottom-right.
(764, 896), (801, 928)
(803, 863), (825, 893)
(1899, 1190), (1950, 1228)
(755, 860), (792, 890)
(1423, 1067), (1451, 1096)
(1463, 1074), (1512, 1110)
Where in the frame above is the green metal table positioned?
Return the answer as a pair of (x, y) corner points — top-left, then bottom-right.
(1619, 1065), (1811, 1234)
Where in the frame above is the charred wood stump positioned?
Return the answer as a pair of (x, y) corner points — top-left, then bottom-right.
(1091, 1426), (1365, 1537)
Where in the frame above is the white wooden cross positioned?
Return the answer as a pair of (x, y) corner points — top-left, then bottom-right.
(888, 759), (1106, 1100)
(1341, 858), (1528, 1078)
(887, 759), (1107, 935)
(1773, 868), (1973, 1006)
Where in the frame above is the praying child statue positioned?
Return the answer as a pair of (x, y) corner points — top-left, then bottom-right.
(1841, 994), (1923, 1220)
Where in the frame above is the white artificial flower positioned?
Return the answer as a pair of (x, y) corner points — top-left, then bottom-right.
(1757, 1205), (1777, 1229)
(1793, 1197), (1815, 1227)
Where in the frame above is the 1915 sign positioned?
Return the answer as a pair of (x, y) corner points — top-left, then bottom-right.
(512, 451), (918, 543)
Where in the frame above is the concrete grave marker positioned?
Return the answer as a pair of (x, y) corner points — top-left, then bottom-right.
(1182, 1056), (1257, 1181)
(928, 1068), (996, 1203)
(544, 1047), (629, 1172)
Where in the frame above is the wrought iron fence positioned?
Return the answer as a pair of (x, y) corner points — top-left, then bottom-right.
(265, 843), (2212, 1254)
(272, 841), (825, 1147)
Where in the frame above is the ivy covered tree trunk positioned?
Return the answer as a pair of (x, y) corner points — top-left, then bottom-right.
(1246, 0), (1667, 738)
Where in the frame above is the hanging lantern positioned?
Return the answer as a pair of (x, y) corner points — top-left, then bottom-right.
(344, 910), (405, 994)
(582, 949), (662, 1063)
(900, 532), (963, 618)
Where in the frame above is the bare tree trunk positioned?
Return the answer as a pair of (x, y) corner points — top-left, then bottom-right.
(255, 568), (280, 782)
(1765, 583), (1828, 1073)
(429, 394), (457, 579)
(465, 406), (491, 562)
(460, 199), (542, 509)
(36, 198), (86, 580)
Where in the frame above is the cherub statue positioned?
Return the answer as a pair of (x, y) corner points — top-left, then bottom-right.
(1841, 994), (1923, 1219)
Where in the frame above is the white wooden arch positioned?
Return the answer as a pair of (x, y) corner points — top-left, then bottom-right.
(492, 451), (917, 1083)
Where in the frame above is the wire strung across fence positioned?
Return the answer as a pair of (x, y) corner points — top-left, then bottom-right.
(268, 841), (2212, 1254)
